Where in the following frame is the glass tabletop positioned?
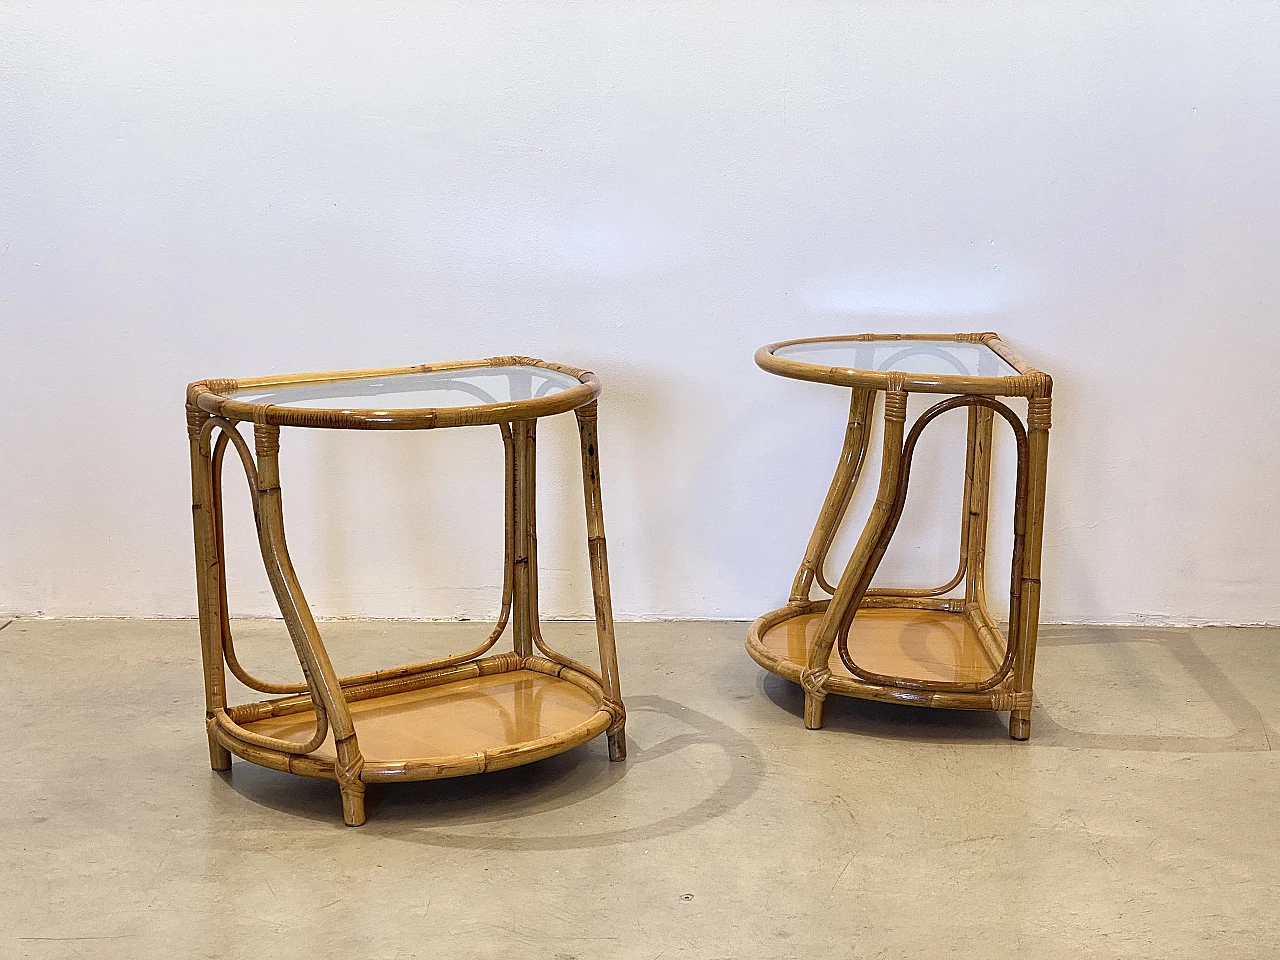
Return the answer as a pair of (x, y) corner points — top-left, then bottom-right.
(229, 365), (582, 410)
(773, 338), (1017, 379)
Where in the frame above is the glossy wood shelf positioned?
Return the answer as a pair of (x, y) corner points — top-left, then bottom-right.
(758, 608), (1000, 686)
(240, 667), (609, 775)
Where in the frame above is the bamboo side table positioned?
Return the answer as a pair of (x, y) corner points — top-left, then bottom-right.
(185, 357), (625, 826)
(746, 333), (1052, 739)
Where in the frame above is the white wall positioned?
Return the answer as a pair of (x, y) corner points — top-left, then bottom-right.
(3, 2), (1278, 625)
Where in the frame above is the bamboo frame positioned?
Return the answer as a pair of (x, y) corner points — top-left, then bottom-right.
(746, 333), (1052, 739)
(185, 357), (626, 825)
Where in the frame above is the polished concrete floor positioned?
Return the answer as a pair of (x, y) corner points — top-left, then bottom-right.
(2, 617), (1277, 959)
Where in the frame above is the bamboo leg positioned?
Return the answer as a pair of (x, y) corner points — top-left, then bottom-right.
(1010, 394), (1051, 740)
(334, 735), (366, 827)
(253, 424), (365, 823)
(965, 406), (996, 609)
(576, 402), (626, 761)
(511, 420), (537, 659)
(790, 388), (876, 602)
(188, 407), (232, 770)
(802, 387), (910, 729)
(963, 406), (1006, 671)
(802, 681), (827, 729)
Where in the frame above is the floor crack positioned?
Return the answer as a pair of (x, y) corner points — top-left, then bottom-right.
(1257, 705), (1274, 752)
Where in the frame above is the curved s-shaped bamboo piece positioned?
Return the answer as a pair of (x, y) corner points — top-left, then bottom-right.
(800, 387), (909, 728)
(251, 423), (366, 825)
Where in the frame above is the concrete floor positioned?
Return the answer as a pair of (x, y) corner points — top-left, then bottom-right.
(1, 617), (1277, 959)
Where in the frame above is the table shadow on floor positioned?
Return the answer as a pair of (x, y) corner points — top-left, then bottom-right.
(759, 671), (1010, 742)
(222, 695), (763, 849)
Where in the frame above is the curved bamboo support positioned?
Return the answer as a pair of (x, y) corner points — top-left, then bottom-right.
(516, 404), (626, 758)
(864, 403), (982, 601)
(507, 416), (611, 691)
(801, 387), (910, 728)
(801, 392), (1031, 728)
(208, 421), (309, 696)
(352, 421), (516, 675)
(205, 419), (517, 703)
(192, 414), (331, 758)
(203, 419), (333, 754)
(790, 388), (876, 601)
(320, 422), (516, 684)
(833, 396), (1029, 694)
(188, 407), (232, 770)
(575, 402), (626, 760)
(252, 423), (365, 824)
(529, 419), (606, 693)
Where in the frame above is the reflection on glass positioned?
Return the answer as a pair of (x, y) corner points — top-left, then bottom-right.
(229, 365), (581, 410)
(774, 339), (1017, 378)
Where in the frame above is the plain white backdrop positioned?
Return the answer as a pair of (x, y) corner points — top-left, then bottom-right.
(2, 2), (1278, 624)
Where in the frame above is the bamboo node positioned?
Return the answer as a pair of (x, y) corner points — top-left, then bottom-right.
(800, 667), (831, 699)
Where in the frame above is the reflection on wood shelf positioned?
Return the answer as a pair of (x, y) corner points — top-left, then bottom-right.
(245, 668), (606, 767)
(760, 608), (1000, 686)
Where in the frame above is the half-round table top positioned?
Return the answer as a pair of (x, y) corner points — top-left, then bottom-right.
(756, 333), (1047, 396)
(189, 357), (600, 429)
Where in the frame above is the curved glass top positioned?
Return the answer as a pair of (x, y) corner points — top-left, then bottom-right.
(774, 339), (1018, 379)
(229, 365), (582, 410)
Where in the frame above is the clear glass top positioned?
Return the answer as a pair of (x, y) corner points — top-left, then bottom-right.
(774, 339), (1018, 378)
(229, 365), (582, 410)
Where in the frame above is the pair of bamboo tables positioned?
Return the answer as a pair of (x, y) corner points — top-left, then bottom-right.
(185, 334), (1050, 825)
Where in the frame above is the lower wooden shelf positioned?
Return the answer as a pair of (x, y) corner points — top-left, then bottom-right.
(759, 607), (1000, 685)
(214, 657), (615, 784)
(746, 601), (1028, 713)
